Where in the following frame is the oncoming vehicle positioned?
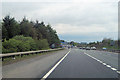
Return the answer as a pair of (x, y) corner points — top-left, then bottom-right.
(82, 47), (86, 49)
(102, 47), (107, 50)
(91, 47), (96, 50)
(79, 47), (82, 49)
(86, 47), (91, 50)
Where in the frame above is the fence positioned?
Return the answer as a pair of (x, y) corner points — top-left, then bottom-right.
(0, 48), (63, 61)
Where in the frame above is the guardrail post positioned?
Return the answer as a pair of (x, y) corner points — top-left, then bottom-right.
(2, 57), (4, 61)
(12, 55), (15, 60)
(20, 54), (23, 57)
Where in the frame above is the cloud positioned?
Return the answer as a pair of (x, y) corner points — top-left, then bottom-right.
(59, 32), (118, 42)
(2, 0), (118, 42)
(2, 0), (119, 3)
(53, 23), (117, 35)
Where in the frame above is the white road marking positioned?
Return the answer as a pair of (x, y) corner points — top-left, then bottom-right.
(106, 65), (111, 68)
(41, 50), (71, 80)
(97, 60), (100, 62)
(99, 61), (103, 63)
(111, 68), (117, 71)
(84, 52), (119, 74)
(117, 71), (120, 74)
(102, 63), (106, 65)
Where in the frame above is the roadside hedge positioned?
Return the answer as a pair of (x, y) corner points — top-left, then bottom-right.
(2, 35), (49, 53)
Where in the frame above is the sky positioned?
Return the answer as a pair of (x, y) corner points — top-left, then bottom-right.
(1, 0), (119, 43)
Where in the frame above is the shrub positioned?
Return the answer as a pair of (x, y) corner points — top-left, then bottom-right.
(13, 35), (37, 51)
(36, 39), (49, 50)
(2, 35), (49, 53)
(2, 39), (20, 53)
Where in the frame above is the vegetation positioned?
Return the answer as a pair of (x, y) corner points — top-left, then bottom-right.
(62, 38), (119, 50)
(2, 15), (61, 53)
(76, 38), (119, 50)
(87, 38), (119, 50)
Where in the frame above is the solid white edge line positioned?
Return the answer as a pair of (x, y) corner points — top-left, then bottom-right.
(41, 50), (71, 80)
(84, 52), (119, 74)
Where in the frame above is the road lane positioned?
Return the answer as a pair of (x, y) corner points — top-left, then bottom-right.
(3, 49), (69, 78)
(83, 50), (118, 69)
(48, 49), (118, 78)
(42, 50), (71, 79)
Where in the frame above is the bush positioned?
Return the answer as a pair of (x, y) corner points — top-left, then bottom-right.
(13, 35), (37, 51)
(2, 35), (49, 53)
(2, 39), (20, 53)
(36, 39), (49, 50)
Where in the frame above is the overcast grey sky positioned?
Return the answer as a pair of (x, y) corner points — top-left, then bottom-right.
(2, 0), (119, 42)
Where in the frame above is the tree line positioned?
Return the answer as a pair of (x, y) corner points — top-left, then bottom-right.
(76, 38), (119, 50)
(2, 15), (61, 53)
(61, 38), (119, 50)
(88, 38), (118, 50)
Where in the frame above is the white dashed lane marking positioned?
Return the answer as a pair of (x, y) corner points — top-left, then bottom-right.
(106, 65), (111, 68)
(102, 63), (106, 65)
(84, 52), (119, 74)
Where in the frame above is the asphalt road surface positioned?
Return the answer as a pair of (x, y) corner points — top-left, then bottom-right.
(84, 50), (118, 69)
(48, 49), (118, 78)
(2, 48), (119, 79)
(2, 49), (69, 78)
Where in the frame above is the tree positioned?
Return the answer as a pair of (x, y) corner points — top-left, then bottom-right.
(2, 15), (61, 51)
(70, 41), (75, 46)
(29, 27), (37, 39)
(35, 21), (48, 39)
(46, 24), (60, 48)
(2, 23), (8, 40)
(60, 40), (65, 42)
(2, 15), (20, 39)
(20, 17), (33, 37)
(0, 21), (2, 39)
(102, 38), (112, 46)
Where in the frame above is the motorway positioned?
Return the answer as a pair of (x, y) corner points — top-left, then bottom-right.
(2, 48), (119, 79)
(48, 49), (118, 78)
(3, 49), (69, 78)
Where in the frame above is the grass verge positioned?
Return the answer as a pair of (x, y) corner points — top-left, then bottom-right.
(2, 49), (64, 66)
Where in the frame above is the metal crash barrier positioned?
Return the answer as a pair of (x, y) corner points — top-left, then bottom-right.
(0, 48), (63, 61)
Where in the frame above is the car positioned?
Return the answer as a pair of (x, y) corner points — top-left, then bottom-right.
(91, 47), (96, 50)
(82, 47), (86, 49)
(102, 47), (107, 50)
(79, 47), (82, 49)
(86, 47), (91, 50)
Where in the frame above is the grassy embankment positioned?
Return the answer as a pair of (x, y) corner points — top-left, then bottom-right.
(2, 48), (64, 66)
